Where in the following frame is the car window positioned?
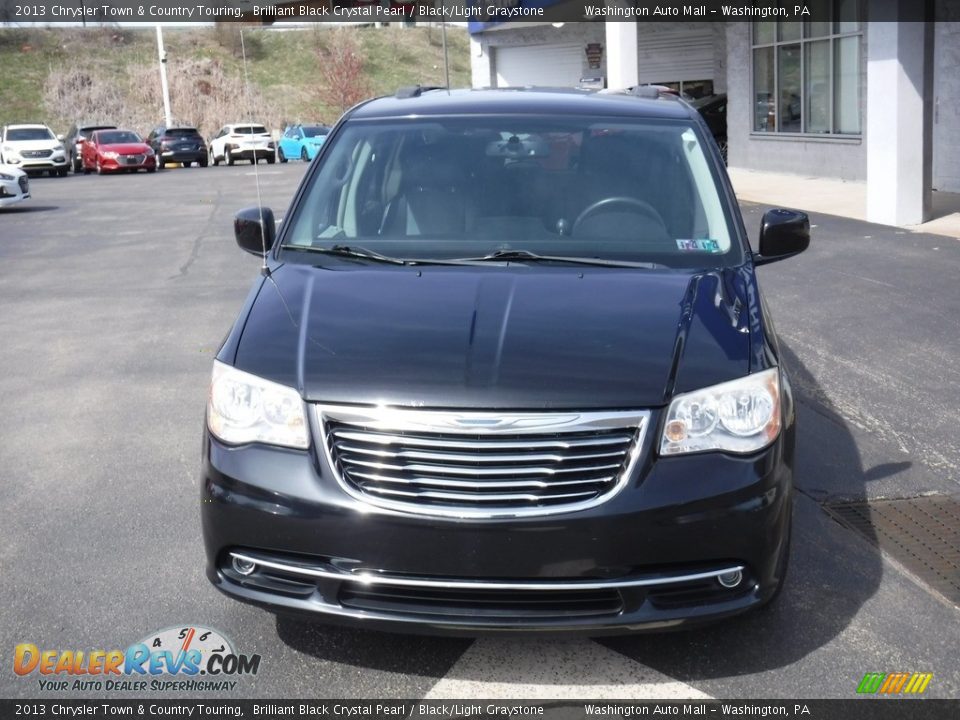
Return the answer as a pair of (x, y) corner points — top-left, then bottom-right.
(302, 126), (328, 138)
(281, 116), (741, 269)
(167, 128), (200, 137)
(97, 131), (142, 144)
(234, 125), (268, 135)
(6, 127), (55, 141)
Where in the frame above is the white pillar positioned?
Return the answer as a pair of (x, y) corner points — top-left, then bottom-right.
(866, 20), (932, 226)
(605, 21), (638, 89)
(469, 35), (492, 89)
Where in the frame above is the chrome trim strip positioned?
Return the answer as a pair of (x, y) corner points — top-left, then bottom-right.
(331, 429), (635, 450)
(313, 405), (650, 519)
(229, 551), (746, 592)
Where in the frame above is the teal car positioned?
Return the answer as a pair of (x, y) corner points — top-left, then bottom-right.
(277, 124), (330, 163)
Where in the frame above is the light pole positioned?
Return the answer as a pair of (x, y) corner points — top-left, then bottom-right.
(156, 25), (173, 126)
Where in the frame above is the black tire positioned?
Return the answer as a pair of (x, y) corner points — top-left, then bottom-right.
(147, 166), (156, 173)
(96, 160), (105, 176)
(72, 157), (82, 173)
(157, 157), (165, 169)
(266, 154), (275, 165)
(300, 147), (308, 162)
(82, 164), (91, 175)
(226, 148), (235, 166)
(278, 147), (287, 163)
(199, 158), (208, 168)
(211, 149), (220, 167)
(57, 167), (68, 177)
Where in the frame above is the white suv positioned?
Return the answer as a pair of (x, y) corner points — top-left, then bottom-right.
(209, 123), (275, 166)
(1, 124), (69, 176)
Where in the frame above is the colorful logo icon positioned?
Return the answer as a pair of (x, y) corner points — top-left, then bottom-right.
(857, 672), (933, 695)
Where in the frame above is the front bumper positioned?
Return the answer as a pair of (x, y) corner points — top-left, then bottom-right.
(0, 175), (28, 207)
(201, 412), (793, 635)
(8, 154), (67, 171)
(99, 155), (156, 171)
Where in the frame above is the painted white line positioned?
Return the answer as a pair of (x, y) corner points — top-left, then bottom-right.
(425, 638), (712, 700)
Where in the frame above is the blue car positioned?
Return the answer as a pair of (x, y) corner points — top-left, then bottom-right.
(277, 124), (330, 163)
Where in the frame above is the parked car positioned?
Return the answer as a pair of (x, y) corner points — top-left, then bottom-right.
(65, 123), (117, 173)
(81, 129), (156, 174)
(202, 87), (808, 634)
(0, 162), (29, 208)
(209, 123), (275, 166)
(692, 93), (727, 162)
(278, 124), (330, 163)
(0, 124), (68, 176)
(145, 125), (208, 168)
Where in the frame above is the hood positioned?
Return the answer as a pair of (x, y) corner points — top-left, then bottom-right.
(100, 143), (150, 154)
(230, 264), (756, 409)
(4, 139), (60, 152)
(0, 163), (25, 176)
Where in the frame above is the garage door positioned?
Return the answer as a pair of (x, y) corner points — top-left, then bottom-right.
(636, 26), (714, 84)
(494, 44), (583, 88)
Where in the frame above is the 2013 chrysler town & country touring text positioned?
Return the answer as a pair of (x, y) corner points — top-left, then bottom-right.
(201, 87), (809, 634)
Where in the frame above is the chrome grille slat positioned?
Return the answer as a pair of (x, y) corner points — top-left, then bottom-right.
(340, 456), (624, 477)
(332, 429), (634, 450)
(316, 405), (649, 518)
(363, 486), (598, 503)
(348, 469), (615, 490)
(334, 443), (627, 464)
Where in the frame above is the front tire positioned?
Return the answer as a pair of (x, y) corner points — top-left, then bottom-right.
(278, 147), (287, 163)
(226, 148), (235, 166)
(57, 167), (68, 177)
(211, 149), (220, 167)
(157, 157), (165, 169)
(301, 147), (309, 162)
(96, 160), (105, 175)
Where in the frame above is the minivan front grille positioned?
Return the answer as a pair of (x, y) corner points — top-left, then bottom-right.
(316, 406), (648, 517)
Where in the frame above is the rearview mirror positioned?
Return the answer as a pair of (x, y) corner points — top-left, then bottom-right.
(234, 207), (275, 257)
(754, 209), (809, 265)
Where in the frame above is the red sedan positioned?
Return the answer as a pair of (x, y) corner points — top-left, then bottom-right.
(82, 129), (156, 174)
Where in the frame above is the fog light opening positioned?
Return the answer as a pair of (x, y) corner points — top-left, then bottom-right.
(232, 556), (257, 576)
(717, 570), (742, 588)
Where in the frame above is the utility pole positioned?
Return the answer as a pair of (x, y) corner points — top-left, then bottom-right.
(156, 25), (173, 127)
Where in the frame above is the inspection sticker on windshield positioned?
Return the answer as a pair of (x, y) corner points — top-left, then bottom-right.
(677, 239), (722, 252)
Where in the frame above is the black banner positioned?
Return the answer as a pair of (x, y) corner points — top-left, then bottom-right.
(0, 0), (933, 25)
(0, 700), (958, 720)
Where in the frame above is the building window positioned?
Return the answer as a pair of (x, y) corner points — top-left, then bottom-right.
(751, 0), (862, 135)
(652, 80), (715, 100)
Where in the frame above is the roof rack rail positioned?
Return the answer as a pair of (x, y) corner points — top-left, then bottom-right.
(395, 85), (446, 99)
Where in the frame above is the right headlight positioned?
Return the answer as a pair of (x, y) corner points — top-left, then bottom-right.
(207, 360), (309, 449)
(659, 367), (781, 456)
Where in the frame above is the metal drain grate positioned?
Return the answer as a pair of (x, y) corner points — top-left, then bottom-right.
(824, 495), (960, 605)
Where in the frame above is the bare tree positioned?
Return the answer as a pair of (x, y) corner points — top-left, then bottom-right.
(316, 27), (371, 116)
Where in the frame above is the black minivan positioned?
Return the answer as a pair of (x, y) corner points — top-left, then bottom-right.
(201, 88), (809, 634)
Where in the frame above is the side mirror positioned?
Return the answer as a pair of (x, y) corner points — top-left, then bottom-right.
(234, 207), (275, 257)
(57, 134), (65, 142)
(754, 209), (809, 265)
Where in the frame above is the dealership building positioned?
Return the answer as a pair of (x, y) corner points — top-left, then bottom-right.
(468, 1), (958, 226)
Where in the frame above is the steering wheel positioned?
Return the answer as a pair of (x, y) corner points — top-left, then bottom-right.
(572, 197), (665, 235)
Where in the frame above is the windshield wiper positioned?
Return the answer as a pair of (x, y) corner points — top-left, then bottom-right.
(462, 249), (661, 269)
(283, 244), (491, 267)
(285, 244), (410, 265)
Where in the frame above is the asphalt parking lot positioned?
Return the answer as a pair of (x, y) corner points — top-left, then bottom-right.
(1, 164), (958, 700)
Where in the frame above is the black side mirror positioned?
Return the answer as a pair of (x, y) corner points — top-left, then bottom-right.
(234, 207), (275, 257)
(754, 208), (810, 266)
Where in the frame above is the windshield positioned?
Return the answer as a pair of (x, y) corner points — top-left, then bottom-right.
(281, 116), (741, 268)
(6, 127), (55, 142)
(98, 131), (141, 144)
(303, 126), (328, 138)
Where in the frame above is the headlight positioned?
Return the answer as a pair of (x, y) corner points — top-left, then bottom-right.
(102, 151), (119, 159)
(53, 144), (64, 152)
(207, 360), (308, 449)
(659, 368), (781, 456)
(144, 148), (154, 156)
(0, 172), (14, 181)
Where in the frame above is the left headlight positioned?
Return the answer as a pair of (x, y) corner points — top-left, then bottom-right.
(207, 360), (309, 449)
(0, 172), (15, 181)
(659, 367), (781, 456)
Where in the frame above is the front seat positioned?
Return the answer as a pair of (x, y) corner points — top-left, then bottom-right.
(380, 149), (468, 237)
